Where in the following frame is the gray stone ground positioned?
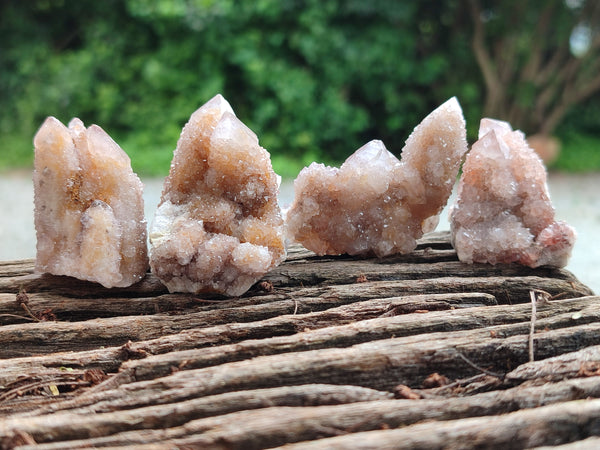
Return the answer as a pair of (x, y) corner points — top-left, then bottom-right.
(1, 171), (597, 293)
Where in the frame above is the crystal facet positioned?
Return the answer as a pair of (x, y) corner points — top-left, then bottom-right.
(149, 95), (285, 296)
(285, 97), (468, 257)
(450, 119), (576, 268)
(33, 117), (148, 288)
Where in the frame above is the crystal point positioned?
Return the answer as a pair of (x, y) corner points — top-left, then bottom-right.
(286, 97), (468, 257)
(150, 95), (285, 296)
(450, 119), (576, 268)
(33, 117), (148, 288)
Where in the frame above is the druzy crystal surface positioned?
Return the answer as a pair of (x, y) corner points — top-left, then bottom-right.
(450, 119), (576, 268)
(33, 117), (148, 288)
(285, 97), (468, 257)
(149, 94), (285, 296)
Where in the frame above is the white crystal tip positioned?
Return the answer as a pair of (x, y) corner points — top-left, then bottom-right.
(441, 96), (462, 113)
(479, 118), (513, 139)
(205, 93), (234, 115)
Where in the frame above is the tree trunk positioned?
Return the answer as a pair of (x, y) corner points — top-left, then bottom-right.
(0, 232), (598, 449)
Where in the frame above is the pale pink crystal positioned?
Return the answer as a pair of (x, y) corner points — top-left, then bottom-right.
(450, 118), (576, 268)
(33, 117), (148, 288)
(149, 94), (285, 296)
(285, 97), (468, 257)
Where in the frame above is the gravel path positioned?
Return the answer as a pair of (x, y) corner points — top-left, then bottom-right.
(1, 171), (597, 293)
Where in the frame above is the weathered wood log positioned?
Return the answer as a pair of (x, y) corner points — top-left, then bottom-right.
(0, 277), (593, 359)
(0, 291), (499, 355)
(533, 437), (600, 450)
(1, 384), (393, 442)
(96, 295), (600, 386)
(1, 271), (590, 327)
(28, 315), (600, 417)
(1, 233), (591, 304)
(273, 399), (600, 450)
(0, 232), (598, 449)
(0, 292), (208, 323)
(5, 378), (600, 449)
(506, 344), (600, 382)
(0, 265), (168, 298)
(1, 295), (598, 416)
(0, 292), (496, 387)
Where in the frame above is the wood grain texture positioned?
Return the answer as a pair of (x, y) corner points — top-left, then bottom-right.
(0, 232), (598, 449)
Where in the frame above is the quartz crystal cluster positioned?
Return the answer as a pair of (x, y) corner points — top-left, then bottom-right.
(450, 119), (576, 268)
(32, 95), (577, 296)
(33, 117), (148, 288)
(149, 95), (286, 296)
(285, 97), (468, 257)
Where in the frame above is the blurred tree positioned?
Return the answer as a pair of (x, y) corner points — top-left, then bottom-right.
(1, 0), (598, 174)
(467, 0), (600, 136)
(0, 0), (476, 170)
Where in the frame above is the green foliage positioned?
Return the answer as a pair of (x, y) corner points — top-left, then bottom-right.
(0, 0), (598, 176)
(552, 132), (600, 172)
(552, 97), (600, 172)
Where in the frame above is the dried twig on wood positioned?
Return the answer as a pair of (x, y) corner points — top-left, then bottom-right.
(529, 290), (537, 362)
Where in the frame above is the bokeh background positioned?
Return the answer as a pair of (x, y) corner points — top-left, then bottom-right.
(1, 0), (599, 176)
(1, 0), (599, 290)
